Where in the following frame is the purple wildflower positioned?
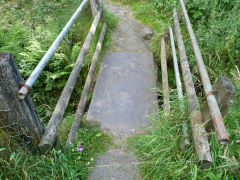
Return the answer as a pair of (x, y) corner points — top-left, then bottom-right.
(77, 147), (83, 152)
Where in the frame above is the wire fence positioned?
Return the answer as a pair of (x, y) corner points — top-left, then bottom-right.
(0, 108), (32, 147)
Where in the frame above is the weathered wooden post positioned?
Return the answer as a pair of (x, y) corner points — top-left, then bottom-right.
(173, 8), (212, 169)
(0, 53), (43, 147)
(161, 37), (170, 114)
(90, 0), (100, 17)
(66, 23), (107, 146)
(201, 76), (236, 131)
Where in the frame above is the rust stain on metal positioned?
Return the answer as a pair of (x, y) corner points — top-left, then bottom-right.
(213, 116), (229, 144)
(205, 90), (216, 97)
(19, 82), (31, 95)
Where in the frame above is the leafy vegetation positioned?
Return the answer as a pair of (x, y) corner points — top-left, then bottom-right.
(0, 0), (118, 179)
(113, 0), (240, 179)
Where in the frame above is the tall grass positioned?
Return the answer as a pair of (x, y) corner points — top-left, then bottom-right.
(129, 88), (240, 179)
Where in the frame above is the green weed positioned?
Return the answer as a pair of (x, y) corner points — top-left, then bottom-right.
(129, 88), (240, 179)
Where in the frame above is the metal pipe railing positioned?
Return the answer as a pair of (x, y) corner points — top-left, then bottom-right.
(17, 0), (89, 100)
(179, 0), (229, 144)
(169, 27), (190, 149)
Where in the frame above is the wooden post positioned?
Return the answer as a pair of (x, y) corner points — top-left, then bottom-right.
(161, 37), (170, 114)
(173, 8), (212, 169)
(66, 23), (107, 146)
(201, 76), (236, 131)
(90, 0), (98, 17)
(39, 10), (102, 154)
(0, 53), (43, 147)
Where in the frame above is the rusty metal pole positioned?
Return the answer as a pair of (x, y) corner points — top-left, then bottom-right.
(169, 27), (190, 149)
(161, 37), (170, 114)
(173, 8), (212, 169)
(179, 0), (229, 144)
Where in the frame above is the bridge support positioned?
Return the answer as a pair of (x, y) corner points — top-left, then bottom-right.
(0, 53), (43, 147)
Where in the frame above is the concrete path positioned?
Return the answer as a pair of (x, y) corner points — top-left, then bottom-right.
(87, 1), (157, 179)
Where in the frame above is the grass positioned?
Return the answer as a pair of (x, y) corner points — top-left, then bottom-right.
(0, 120), (111, 179)
(128, 87), (240, 179)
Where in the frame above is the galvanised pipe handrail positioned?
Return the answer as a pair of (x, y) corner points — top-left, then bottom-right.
(17, 0), (89, 100)
(179, 0), (229, 144)
(169, 27), (190, 149)
(169, 27), (184, 109)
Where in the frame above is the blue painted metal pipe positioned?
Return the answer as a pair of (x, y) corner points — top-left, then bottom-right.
(18, 0), (89, 99)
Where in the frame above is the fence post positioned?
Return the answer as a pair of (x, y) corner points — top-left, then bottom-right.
(66, 23), (107, 146)
(0, 53), (43, 147)
(201, 76), (236, 131)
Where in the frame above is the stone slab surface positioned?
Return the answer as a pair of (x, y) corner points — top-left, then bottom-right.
(87, 52), (157, 135)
